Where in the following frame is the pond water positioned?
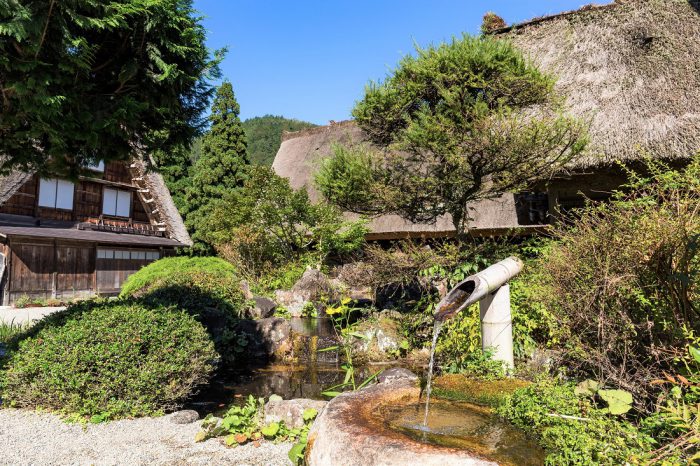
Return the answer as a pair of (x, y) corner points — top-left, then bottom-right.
(381, 400), (545, 466)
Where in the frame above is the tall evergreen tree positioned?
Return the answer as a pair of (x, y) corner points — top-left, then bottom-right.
(184, 81), (249, 253)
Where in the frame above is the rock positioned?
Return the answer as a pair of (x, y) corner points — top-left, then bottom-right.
(249, 296), (277, 319)
(378, 309), (402, 320)
(273, 290), (308, 318)
(291, 269), (336, 302)
(168, 410), (200, 425)
(264, 398), (327, 429)
(233, 317), (293, 362)
(347, 317), (403, 361)
(377, 368), (419, 384)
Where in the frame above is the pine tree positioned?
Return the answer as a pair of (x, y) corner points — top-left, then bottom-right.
(184, 81), (249, 253)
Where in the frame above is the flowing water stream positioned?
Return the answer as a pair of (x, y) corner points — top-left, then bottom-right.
(422, 321), (443, 426)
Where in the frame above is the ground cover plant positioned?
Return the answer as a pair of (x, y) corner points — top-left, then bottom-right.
(1, 300), (216, 421)
(195, 394), (318, 465)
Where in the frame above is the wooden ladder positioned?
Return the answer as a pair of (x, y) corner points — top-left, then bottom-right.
(129, 162), (168, 234)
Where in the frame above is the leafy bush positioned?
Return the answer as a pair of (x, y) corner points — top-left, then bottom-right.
(207, 165), (367, 283)
(539, 157), (700, 402)
(498, 378), (653, 465)
(119, 256), (245, 365)
(195, 394), (318, 465)
(1, 300), (216, 420)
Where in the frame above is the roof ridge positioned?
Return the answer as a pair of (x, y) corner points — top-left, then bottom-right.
(489, 1), (619, 34)
(281, 120), (356, 142)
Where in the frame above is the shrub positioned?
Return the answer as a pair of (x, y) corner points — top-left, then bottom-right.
(207, 165), (367, 282)
(1, 300), (216, 420)
(119, 256), (245, 365)
(539, 157), (700, 402)
(497, 378), (653, 465)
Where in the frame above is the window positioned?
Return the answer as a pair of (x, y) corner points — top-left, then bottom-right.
(87, 160), (105, 172)
(38, 178), (74, 210)
(102, 188), (132, 217)
(97, 249), (160, 261)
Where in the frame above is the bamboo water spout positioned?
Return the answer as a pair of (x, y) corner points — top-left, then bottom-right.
(433, 256), (523, 369)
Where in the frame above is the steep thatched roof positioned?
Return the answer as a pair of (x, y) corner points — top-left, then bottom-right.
(494, 0), (700, 167)
(0, 171), (32, 205)
(0, 160), (192, 246)
(274, 122), (534, 238)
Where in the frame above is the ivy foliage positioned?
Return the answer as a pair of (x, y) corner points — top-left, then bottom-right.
(0, 0), (222, 175)
(183, 81), (250, 253)
(316, 34), (588, 234)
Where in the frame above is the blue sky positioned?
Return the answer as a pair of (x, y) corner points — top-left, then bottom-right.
(193, 1), (594, 125)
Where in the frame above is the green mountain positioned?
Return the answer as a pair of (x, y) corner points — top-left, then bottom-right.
(243, 115), (317, 166)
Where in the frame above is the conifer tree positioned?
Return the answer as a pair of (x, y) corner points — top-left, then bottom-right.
(184, 81), (249, 253)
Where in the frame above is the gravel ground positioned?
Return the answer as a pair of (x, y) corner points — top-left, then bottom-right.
(0, 409), (293, 465)
(0, 306), (66, 325)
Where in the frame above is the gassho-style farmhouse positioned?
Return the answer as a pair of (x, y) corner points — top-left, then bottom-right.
(273, 0), (700, 238)
(0, 160), (191, 305)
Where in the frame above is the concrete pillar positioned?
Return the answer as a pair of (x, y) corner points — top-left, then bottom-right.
(479, 283), (514, 371)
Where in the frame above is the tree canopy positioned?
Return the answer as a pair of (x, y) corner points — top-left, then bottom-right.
(0, 0), (222, 175)
(316, 34), (588, 234)
(183, 81), (249, 253)
(243, 115), (317, 166)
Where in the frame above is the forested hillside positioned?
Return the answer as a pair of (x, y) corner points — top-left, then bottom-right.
(243, 115), (317, 165)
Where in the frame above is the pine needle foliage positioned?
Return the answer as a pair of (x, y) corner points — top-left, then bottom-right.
(183, 81), (249, 253)
(0, 0), (223, 175)
(316, 35), (588, 235)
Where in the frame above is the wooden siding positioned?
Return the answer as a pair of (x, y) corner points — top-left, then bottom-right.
(4, 237), (160, 304)
(0, 161), (153, 226)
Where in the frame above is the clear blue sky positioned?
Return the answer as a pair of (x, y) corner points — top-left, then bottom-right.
(193, 1), (594, 125)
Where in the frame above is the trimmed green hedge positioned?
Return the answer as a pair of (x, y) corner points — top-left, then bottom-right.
(119, 256), (246, 366)
(2, 300), (216, 420)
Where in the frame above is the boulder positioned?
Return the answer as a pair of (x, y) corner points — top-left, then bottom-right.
(264, 398), (327, 429)
(291, 269), (336, 301)
(249, 296), (277, 319)
(347, 316), (403, 361)
(377, 367), (420, 385)
(274, 289), (308, 318)
(233, 317), (293, 362)
(168, 410), (200, 424)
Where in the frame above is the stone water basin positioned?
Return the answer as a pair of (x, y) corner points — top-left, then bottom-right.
(306, 370), (544, 466)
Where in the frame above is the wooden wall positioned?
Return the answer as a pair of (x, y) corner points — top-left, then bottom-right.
(0, 161), (152, 225)
(4, 238), (161, 304)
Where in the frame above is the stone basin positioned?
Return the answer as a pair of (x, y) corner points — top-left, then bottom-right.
(306, 370), (543, 466)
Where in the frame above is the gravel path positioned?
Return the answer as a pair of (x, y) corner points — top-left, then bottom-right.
(0, 409), (293, 465)
(0, 306), (66, 325)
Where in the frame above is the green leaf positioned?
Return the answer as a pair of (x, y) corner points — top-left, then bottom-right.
(322, 390), (342, 398)
(194, 431), (207, 443)
(690, 346), (700, 365)
(261, 422), (280, 438)
(302, 408), (318, 421)
(268, 394), (283, 402)
(599, 389), (633, 415)
(224, 434), (237, 446)
(574, 379), (600, 397)
(288, 442), (306, 464)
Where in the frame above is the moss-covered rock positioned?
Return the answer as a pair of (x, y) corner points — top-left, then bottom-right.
(433, 374), (530, 407)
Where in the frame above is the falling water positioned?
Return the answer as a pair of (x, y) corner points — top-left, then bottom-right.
(423, 321), (443, 426)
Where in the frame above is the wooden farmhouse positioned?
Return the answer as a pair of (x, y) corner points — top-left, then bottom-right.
(273, 0), (700, 240)
(0, 159), (191, 305)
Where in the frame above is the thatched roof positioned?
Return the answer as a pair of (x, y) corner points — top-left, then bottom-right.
(274, 122), (534, 238)
(0, 160), (192, 246)
(493, 0), (700, 167)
